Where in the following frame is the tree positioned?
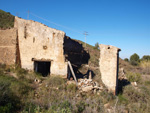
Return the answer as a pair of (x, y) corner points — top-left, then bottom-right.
(141, 55), (150, 61)
(124, 58), (129, 62)
(130, 53), (140, 66)
(94, 42), (99, 49)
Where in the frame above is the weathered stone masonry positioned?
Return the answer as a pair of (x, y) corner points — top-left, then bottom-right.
(99, 44), (121, 94)
(15, 17), (68, 77)
(0, 17), (120, 92)
(0, 17), (89, 77)
(0, 28), (17, 65)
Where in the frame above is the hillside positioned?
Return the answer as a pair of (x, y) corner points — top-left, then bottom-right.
(0, 9), (14, 29)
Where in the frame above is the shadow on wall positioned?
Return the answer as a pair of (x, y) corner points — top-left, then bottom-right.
(63, 36), (90, 79)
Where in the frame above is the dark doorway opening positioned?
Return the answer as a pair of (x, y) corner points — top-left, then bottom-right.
(34, 61), (51, 76)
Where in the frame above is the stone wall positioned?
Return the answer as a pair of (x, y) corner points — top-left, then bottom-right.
(64, 36), (90, 66)
(0, 28), (17, 65)
(99, 44), (121, 94)
(14, 17), (67, 76)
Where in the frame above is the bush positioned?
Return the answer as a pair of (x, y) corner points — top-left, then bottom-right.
(126, 72), (141, 83)
(67, 83), (77, 93)
(130, 53), (140, 66)
(0, 75), (21, 113)
(141, 55), (150, 61)
(47, 76), (65, 87)
(0, 10), (14, 29)
(118, 94), (128, 105)
(122, 85), (150, 112)
(124, 58), (129, 62)
(76, 101), (87, 112)
(140, 60), (150, 74)
(94, 42), (99, 49)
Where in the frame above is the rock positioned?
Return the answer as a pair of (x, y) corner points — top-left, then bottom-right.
(82, 86), (93, 92)
(95, 81), (100, 87)
(77, 78), (102, 93)
(93, 86), (103, 90)
(34, 79), (41, 83)
(131, 82), (137, 87)
(93, 89), (97, 94)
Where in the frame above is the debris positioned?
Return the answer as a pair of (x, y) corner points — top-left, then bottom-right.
(82, 86), (93, 92)
(78, 78), (103, 93)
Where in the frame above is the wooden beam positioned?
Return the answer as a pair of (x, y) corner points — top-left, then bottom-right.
(68, 61), (78, 85)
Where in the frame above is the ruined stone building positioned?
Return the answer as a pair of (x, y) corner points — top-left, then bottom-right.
(99, 44), (121, 94)
(0, 17), (121, 94)
(0, 17), (89, 77)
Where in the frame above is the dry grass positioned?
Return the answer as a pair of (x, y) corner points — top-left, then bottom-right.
(140, 60), (150, 74)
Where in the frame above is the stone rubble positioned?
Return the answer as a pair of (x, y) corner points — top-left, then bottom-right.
(77, 78), (103, 92)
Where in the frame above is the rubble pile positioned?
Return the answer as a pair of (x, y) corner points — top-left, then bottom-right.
(78, 78), (103, 93)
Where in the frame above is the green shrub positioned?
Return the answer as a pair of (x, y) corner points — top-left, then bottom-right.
(0, 75), (22, 113)
(123, 85), (148, 103)
(16, 67), (28, 76)
(94, 42), (99, 49)
(118, 94), (128, 105)
(100, 90), (115, 104)
(76, 101), (87, 113)
(141, 55), (150, 61)
(130, 53), (140, 66)
(126, 72), (141, 82)
(0, 10), (14, 29)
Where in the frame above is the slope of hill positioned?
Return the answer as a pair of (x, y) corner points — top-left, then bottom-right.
(0, 9), (14, 29)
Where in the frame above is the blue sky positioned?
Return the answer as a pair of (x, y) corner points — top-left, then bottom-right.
(0, 0), (150, 59)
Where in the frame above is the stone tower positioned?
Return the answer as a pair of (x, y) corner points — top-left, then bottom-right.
(99, 44), (121, 95)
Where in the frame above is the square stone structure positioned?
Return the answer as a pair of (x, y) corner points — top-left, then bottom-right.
(0, 17), (89, 77)
(14, 17), (67, 77)
(99, 44), (121, 94)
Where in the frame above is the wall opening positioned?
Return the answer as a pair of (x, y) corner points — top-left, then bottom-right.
(34, 61), (51, 76)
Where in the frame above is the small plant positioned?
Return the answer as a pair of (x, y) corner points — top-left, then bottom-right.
(76, 101), (87, 113)
(118, 94), (128, 105)
(67, 83), (77, 93)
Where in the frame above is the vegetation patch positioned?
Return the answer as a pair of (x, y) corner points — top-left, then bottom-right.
(0, 10), (14, 29)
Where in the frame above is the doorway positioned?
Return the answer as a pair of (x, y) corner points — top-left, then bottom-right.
(34, 61), (51, 76)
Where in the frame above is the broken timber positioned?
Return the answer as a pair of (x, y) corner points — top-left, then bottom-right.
(68, 61), (78, 85)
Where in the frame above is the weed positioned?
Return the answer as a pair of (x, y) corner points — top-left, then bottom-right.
(47, 76), (66, 87)
(76, 101), (87, 113)
(118, 94), (128, 105)
(67, 83), (77, 93)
